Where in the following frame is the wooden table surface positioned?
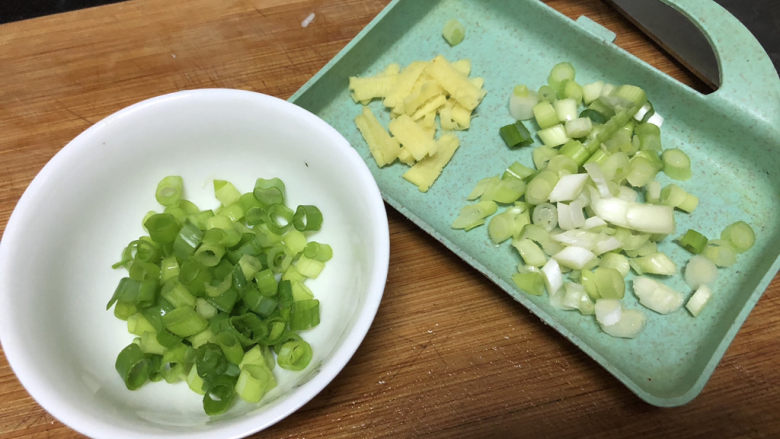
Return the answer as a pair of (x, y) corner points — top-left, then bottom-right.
(1, 0), (778, 437)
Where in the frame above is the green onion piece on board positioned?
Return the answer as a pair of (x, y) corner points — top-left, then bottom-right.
(537, 124), (569, 147)
(512, 238), (547, 267)
(661, 148), (692, 180)
(702, 240), (737, 267)
(629, 252), (677, 276)
(554, 98), (578, 122)
(559, 140), (589, 164)
(634, 122), (661, 151)
(451, 200), (498, 230)
(564, 117), (592, 138)
(547, 62), (575, 95)
(481, 176), (526, 204)
(580, 269), (598, 300)
(579, 108), (607, 124)
(599, 252), (630, 277)
(442, 19), (465, 46)
(561, 80), (584, 104)
(581, 81), (604, 104)
(499, 121), (533, 149)
(660, 184), (698, 213)
(626, 153), (662, 188)
(503, 162), (535, 181)
(685, 285), (712, 317)
(509, 85), (539, 120)
(531, 203), (558, 231)
(537, 85), (556, 103)
(720, 221), (755, 253)
(525, 169), (559, 205)
(531, 145), (557, 170)
(532, 101), (558, 129)
(677, 229), (708, 254)
(593, 267), (625, 299)
(587, 98), (615, 119)
(488, 206), (529, 244)
(684, 255), (718, 289)
(512, 271), (545, 296)
(468, 178), (499, 201)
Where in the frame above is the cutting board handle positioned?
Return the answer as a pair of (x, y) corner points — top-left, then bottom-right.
(664, 0), (779, 124)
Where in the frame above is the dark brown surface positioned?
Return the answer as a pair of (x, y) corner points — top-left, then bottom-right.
(0, 1), (778, 438)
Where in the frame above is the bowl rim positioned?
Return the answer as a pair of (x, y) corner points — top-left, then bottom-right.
(0, 88), (390, 438)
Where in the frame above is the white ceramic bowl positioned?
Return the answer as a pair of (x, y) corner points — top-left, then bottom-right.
(0, 89), (389, 438)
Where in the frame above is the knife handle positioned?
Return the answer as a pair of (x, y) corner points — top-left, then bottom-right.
(664, 0), (779, 125)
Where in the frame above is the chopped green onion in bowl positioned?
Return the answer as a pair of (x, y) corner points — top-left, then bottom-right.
(108, 176), (330, 416)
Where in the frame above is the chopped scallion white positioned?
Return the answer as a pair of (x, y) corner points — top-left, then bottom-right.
(548, 173), (589, 202)
(509, 85), (540, 121)
(553, 246), (596, 270)
(684, 255), (718, 289)
(685, 285), (712, 317)
(632, 276), (683, 314)
(542, 258), (563, 295)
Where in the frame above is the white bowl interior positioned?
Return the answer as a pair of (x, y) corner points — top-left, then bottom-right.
(0, 90), (388, 438)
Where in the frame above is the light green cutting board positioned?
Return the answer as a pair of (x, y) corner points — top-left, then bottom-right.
(290, 0), (780, 406)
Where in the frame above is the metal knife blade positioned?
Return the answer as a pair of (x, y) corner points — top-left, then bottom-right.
(606, 0), (720, 89)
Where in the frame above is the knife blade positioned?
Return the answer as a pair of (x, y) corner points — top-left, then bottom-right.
(606, 0), (720, 89)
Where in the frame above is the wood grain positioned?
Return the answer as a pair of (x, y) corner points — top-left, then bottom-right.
(0, 0), (777, 438)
